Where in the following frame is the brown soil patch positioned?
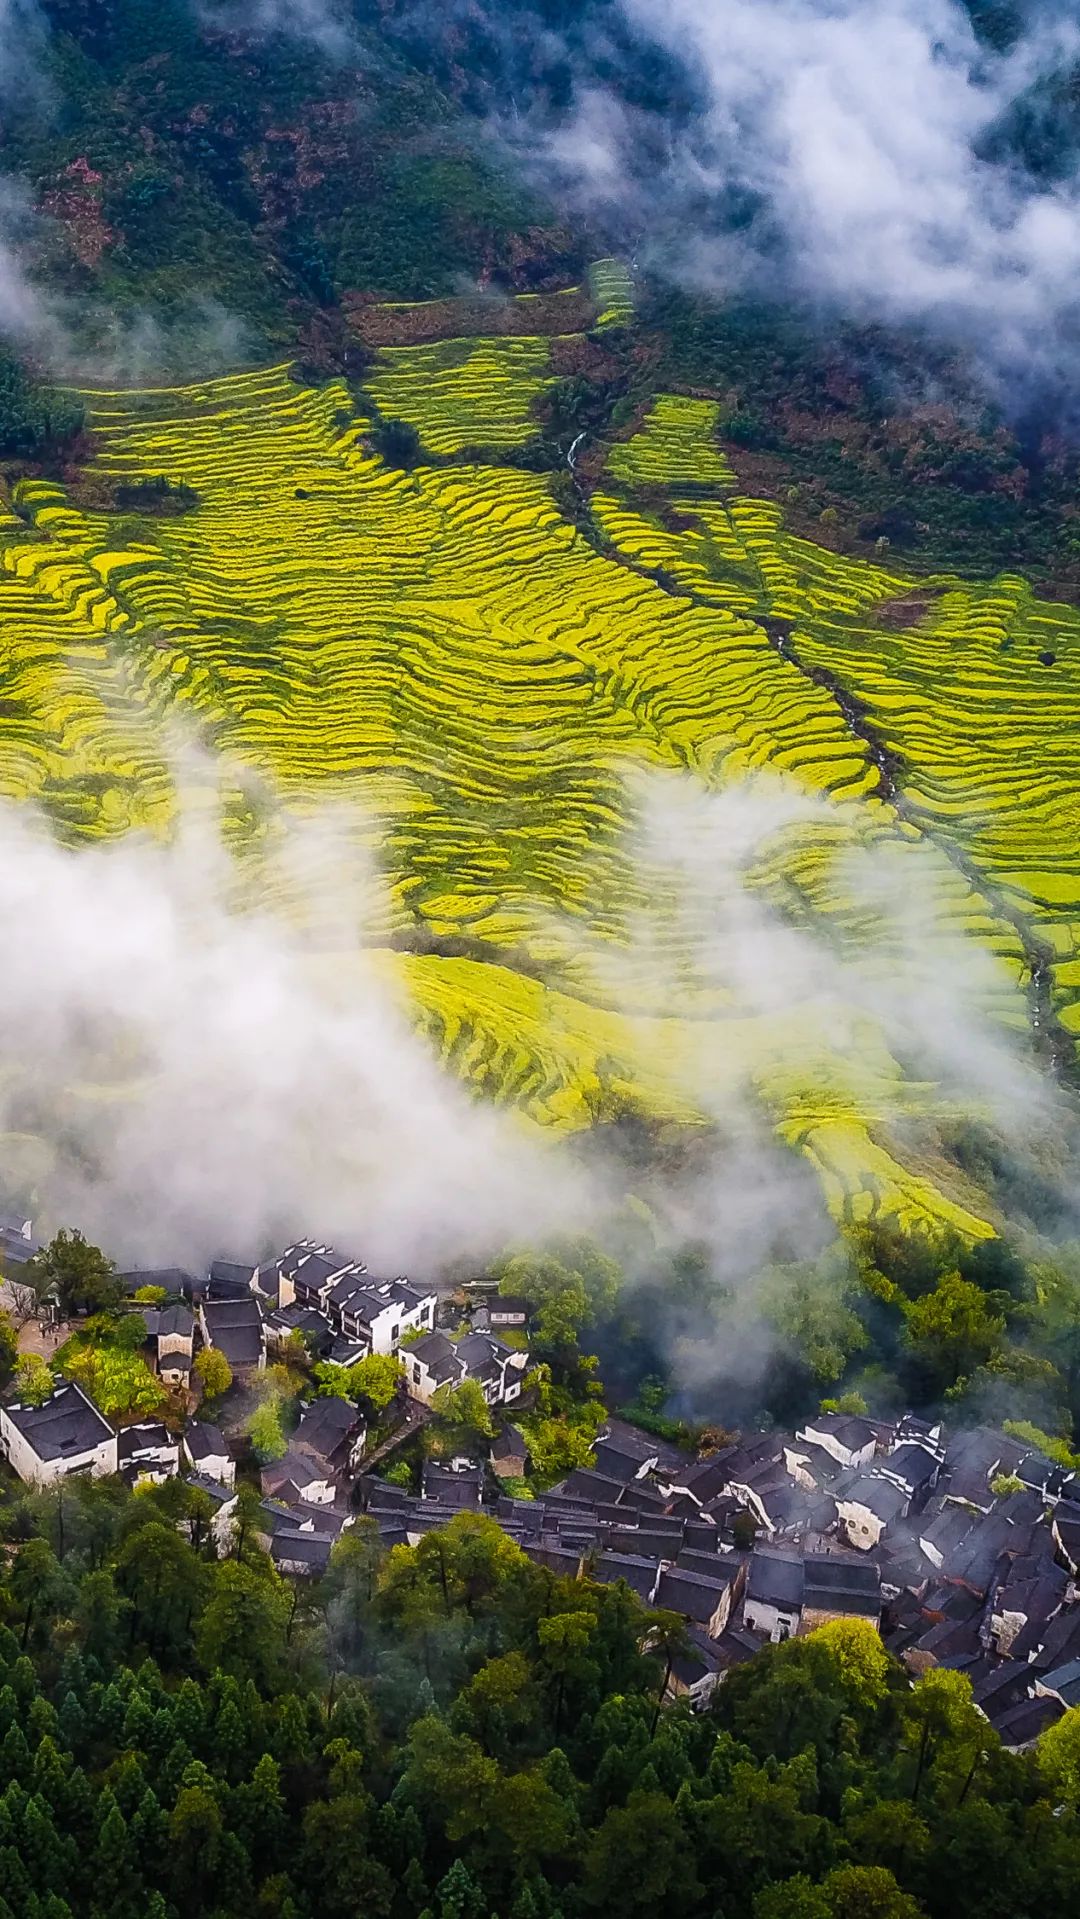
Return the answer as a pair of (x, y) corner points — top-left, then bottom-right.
(345, 285), (595, 347)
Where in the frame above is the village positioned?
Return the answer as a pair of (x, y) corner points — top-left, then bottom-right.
(1, 1217), (1079, 1753)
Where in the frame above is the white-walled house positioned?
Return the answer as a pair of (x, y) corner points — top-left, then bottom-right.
(0, 1380), (117, 1487)
(183, 1421), (235, 1488)
(406, 1330), (529, 1408)
(796, 1414), (878, 1472)
(834, 1473), (909, 1550)
(118, 1421), (181, 1484)
(267, 1242), (437, 1354)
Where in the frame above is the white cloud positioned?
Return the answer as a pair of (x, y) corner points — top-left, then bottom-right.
(531, 0), (1080, 376)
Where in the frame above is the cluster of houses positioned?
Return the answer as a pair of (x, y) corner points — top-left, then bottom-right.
(0, 1239), (530, 1566)
(3, 1228), (1079, 1744)
(359, 1406), (1080, 1741)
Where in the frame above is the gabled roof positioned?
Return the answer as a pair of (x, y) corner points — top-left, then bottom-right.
(747, 1547), (804, 1611)
(184, 1472), (236, 1507)
(270, 1531), (335, 1572)
(1040, 1655), (1080, 1708)
(423, 1463), (482, 1509)
(409, 1331), (461, 1382)
(803, 1551), (881, 1616)
(836, 1473), (908, 1524)
(184, 1421), (229, 1461)
(2, 1379), (113, 1460)
(802, 1413), (877, 1451)
(293, 1396), (363, 1463)
(883, 1443), (940, 1489)
(201, 1296), (264, 1366)
(209, 1258), (257, 1290)
(591, 1552), (658, 1599)
(263, 1448), (327, 1495)
(117, 1267), (194, 1298)
(118, 1422), (178, 1463)
(654, 1566), (731, 1623)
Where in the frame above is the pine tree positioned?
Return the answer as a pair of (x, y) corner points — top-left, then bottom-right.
(435, 1858), (489, 1919)
(109, 1753), (148, 1820)
(56, 1694), (86, 1756)
(129, 1788), (168, 1879)
(22, 1793), (71, 1896)
(210, 1696), (246, 1779)
(27, 1697), (59, 1748)
(30, 1739), (69, 1810)
(173, 1677), (205, 1749)
(159, 1738), (194, 1802)
(0, 1723), (30, 1788)
(121, 1690), (154, 1751)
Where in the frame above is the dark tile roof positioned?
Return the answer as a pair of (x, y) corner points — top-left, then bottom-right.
(883, 1444), (940, 1489)
(3, 1380), (112, 1460)
(654, 1566), (731, 1623)
(184, 1472), (235, 1506)
(989, 1695), (1065, 1748)
(802, 1413), (877, 1451)
(201, 1297), (264, 1367)
(263, 1449), (327, 1496)
(117, 1267), (194, 1298)
(592, 1440), (649, 1484)
(271, 1531), (335, 1573)
(184, 1421), (228, 1460)
(1038, 1656), (1080, 1708)
(676, 1547), (738, 1580)
(591, 1552), (658, 1599)
(836, 1473), (909, 1524)
(409, 1332), (460, 1380)
(294, 1396), (363, 1463)
(118, 1421), (177, 1463)
(423, 1464), (482, 1510)
(747, 1548), (804, 1611)
(209, 1258), (257, 1290)
(563, 1467), (628, 1505)
(522, 1540), (583, 1576)
(803, 1552), (881, 1617)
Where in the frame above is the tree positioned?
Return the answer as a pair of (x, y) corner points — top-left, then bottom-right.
(14, 1353), (54, 1405)
(9, 1538), (70, 1651)
(643, 1610), (690, 1737)
(582, 1789), (701, 1913)
(370, 417), (421, 469)
(249, 1398), (287, 1463)
(1037, 1704), (1080, 1808)
(59, 1344), (166, 1421)
(114, 1523), (204, 1661)
(761, 1245), (869, 1388)
(196, 1562), (291, 1692)
(903, 1272), (1005, 1395)
(27, 1231), (121, 1319)
(496, 1241), (619, 1376)
(900, 1667), (987, 1803)
(822, 1864), (923, 1919)
(538, 1610), (597, 1740)
(430, 1378), (495, 1452)
(194, 1346), (232, 1400)
(347, 1353), (404, 1412)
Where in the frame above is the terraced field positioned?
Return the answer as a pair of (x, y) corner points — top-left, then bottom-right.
(1, 339), (1074, 1245)
(365, 335), (556, 454)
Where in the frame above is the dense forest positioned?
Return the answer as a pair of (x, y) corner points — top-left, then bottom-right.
(0, 1478), (1078, 1919)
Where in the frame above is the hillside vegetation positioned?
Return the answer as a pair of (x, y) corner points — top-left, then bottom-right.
(1, 317), (1078, 1267)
